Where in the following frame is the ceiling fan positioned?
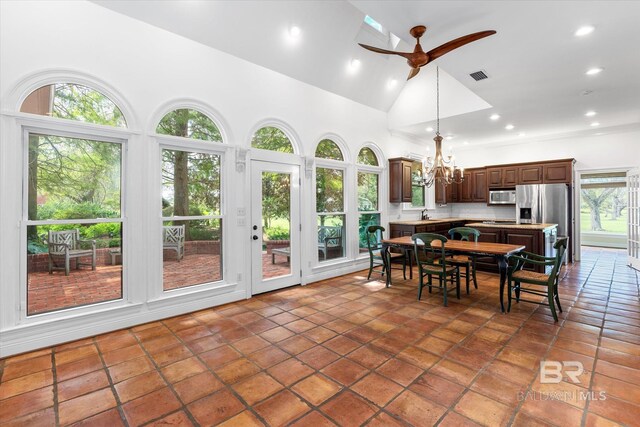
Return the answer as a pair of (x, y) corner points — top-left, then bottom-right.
(358, 25), (496, 80)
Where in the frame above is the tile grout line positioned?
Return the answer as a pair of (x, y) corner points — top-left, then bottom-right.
(91, 335), (131, 427)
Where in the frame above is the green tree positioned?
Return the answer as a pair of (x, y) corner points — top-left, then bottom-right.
(581, 188), (616, 231)
(315, 139), (343, 160)
(251, 127), (293, 153)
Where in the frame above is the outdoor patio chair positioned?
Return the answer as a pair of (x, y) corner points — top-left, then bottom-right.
(47, 229), (96, 276)
(163, 225), (185, 261)
(318, 225), (343, 260)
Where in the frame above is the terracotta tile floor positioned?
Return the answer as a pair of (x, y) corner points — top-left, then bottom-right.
(4, 247), (638, 426)
(28, 254), (288, 315)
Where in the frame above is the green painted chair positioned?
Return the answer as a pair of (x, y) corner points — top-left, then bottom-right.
(507, 237), (568, 322)
(412, 233), (460, 306)
(448, 227), (481, 294)
(366, 226), (407, 280)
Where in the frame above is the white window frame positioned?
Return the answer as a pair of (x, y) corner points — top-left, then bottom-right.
(356, 163), (383, 259)
(154, 134), (228, 299)
(19, 121), (130, 323)
(402, 153), (435, 211)
(315, 158), (348, 265)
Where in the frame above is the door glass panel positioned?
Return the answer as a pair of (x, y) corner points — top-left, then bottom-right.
(262, 172), (291, 279)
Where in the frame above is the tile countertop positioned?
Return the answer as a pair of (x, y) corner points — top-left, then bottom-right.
(389, 218), (557, 231)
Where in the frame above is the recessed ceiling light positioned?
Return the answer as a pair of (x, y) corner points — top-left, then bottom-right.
(463, 141), (469, 145)
(518, 132), (526, 137)
(585, 111), (597, 117)
(586, 67), (603, 75)
(505, 124), (514, 130)
(289, 26), (301, 38)
(347, 58), (361, 74)
(426, 127), (434, 132)
(590, 122), (600, 126)
(490, 114), (500, 121)
(387, 78), (398, 90)
(445, 136), (453, 140)
(575, 26), (595, 37)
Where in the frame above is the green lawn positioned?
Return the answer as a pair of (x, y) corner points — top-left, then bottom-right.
(580, 211), (627, 233)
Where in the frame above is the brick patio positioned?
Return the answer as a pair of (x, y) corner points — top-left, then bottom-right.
(28, 253), (291, 315)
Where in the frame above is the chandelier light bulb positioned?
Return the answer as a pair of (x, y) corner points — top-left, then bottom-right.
(575, 26), (594, 37)
(289, 26), (301, 38)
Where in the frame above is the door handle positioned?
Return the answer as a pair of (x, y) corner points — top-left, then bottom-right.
(252, 235), (259, 240)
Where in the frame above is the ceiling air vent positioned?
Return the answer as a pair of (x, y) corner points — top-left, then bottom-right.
(469, 70), (489, 81)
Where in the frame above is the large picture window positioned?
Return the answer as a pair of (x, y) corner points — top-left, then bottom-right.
(158, 109), (223, 290)
(22, 82), (126, 316)
(26, 133), (123, 315)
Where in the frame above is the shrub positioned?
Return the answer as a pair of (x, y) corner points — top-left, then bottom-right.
(264, 226), (290, 241)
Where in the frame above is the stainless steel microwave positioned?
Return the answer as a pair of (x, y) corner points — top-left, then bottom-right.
(488, 189), (516, 205)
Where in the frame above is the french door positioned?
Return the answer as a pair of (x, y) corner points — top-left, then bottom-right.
(628, 168), (640, 270)
(250, 160), (301, 294)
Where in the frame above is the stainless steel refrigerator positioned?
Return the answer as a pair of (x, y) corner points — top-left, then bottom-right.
(516, 184), (569, 260)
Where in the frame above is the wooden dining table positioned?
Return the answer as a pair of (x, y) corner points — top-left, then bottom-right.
(381, 236), (526, 312)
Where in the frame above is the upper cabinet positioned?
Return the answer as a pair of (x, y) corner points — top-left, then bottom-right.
(486, 159), (574, 189)
(388, 157), (414, 203)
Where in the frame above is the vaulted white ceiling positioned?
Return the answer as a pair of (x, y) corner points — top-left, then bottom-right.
(93, 0), (640, 147)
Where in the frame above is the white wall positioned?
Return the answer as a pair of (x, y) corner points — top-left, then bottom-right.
(0, 0), (423, 356)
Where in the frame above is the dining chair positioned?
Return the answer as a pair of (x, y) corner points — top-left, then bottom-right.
(366, 225), (407, 280)
(507, 237), (568, 321)
(411, 233), (460, 306)
(448, 227), (481, 294)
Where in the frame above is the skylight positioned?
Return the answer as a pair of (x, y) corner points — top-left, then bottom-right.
(364, 15), (384, 33)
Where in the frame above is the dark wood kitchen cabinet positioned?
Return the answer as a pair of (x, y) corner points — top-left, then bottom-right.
(388, 158), (414, 203)
(474, 226), (549, 273)
(472, 169), (487, 202)
(487, 166), (518, 188)
(518, 165), (544, 184)
(543, 161), (572, 183)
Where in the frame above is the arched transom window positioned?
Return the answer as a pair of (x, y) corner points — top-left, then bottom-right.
(315, 139), (344, 161)
(357, 147), (379, 166)
(156, 108), (222, 142)
(251, 126), (294, 153)
(21, 83), (127, 127)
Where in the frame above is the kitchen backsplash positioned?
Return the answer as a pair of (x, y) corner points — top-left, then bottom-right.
(390, 203), (516, 221)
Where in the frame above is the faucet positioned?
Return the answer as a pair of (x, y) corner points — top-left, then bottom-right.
(421, 209), (430, 220)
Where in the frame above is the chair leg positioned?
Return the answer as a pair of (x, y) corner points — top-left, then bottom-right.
(465, 263), (470, 294)
(65, 257), (70, 276)
(471, 257), (478, 289)
(555, 287), (563, 313)
(418, 274), (425, 300)
(548, 288), (558, 322)
(507, 278), (512, 312)
(367, 257), (373, 280)
(456, 269), (461, 299)
(442, 275), (448, 307)
(48, 256), (53, 274)
(402, 258), (407, 280)
(515, 281), (521, 302)
(428, 274), (432, 293)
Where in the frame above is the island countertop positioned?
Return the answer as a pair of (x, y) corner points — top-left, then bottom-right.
(465, 222), (558, 231)
(389, 218), (557, 231)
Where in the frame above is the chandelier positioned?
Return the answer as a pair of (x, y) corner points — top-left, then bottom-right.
(419, 67), (464, 187)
